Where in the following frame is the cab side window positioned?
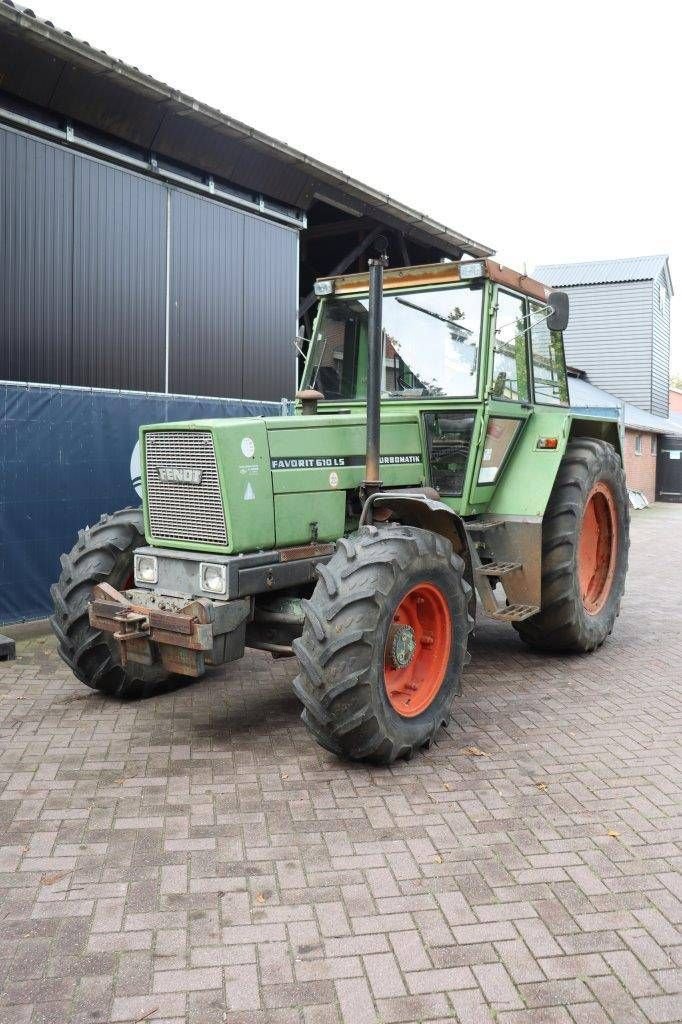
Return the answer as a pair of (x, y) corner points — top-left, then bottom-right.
(529, 301), (569, 404)
(491, 291), (530, 402)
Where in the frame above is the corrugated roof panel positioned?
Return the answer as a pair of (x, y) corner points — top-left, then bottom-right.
(535, 255), (671, 289)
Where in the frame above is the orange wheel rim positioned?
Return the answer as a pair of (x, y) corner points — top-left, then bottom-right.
(383, 582), (452, 718)
(578, 482), (618, 615)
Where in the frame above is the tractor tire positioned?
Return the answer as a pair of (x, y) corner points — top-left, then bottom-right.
(50, 507), (171, 698)
(515, 438), (629, 653)
(292, 525), (473, 764)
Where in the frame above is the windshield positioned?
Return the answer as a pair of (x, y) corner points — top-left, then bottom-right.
(306, 284), (483, 400)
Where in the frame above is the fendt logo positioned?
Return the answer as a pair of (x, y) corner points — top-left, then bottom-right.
(157, 467), (203, 485)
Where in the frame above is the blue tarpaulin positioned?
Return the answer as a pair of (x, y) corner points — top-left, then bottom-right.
(0, 383), (280, 624)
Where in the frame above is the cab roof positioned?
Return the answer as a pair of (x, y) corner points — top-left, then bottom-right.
(320, 259), (552, 304)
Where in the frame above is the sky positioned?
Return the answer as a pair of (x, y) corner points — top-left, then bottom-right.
(41, 0), (681, 374)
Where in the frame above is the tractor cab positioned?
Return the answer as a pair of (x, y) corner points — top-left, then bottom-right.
(302, 259), (570, 516)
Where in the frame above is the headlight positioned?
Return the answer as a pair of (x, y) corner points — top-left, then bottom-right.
(200, 562), (227, 595)
(134, 553), (158, 585)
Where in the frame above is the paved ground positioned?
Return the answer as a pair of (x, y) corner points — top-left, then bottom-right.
(1, 503), (681, 1024)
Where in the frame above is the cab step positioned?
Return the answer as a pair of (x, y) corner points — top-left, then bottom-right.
(475, 561), (521, 577)
(464, 517), (508, 532)
(490, 604), (539, 622)
(466, 536), (539, 623)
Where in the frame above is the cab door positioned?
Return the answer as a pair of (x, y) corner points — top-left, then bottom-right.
(469, 287), (533, 507)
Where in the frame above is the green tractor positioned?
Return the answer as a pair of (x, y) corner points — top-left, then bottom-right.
(51, 257), (629, 763)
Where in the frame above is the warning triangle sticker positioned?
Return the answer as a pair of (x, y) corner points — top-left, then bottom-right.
(244, 482), (255, 501)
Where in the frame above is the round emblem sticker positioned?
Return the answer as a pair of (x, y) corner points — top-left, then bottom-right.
(241, 436), (255, 459)
(329, 471), (339, 488)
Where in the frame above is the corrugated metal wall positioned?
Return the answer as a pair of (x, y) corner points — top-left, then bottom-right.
(169, 190), (245, 397)
(243, 217), (298, 401)
(561, 281), (655, 412)
(651, 270), (671, 418)
(0, 122), (298, 402)
(72, 158), (168, 391)
(0, 129), (73, 384)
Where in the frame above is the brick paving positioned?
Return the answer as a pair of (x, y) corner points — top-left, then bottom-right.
(1, 503), (681, 1024)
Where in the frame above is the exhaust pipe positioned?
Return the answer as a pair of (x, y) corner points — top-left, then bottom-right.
(363, 257), (385, 493)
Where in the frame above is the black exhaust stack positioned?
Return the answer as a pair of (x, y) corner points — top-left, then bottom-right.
(363, 257), (386, 494)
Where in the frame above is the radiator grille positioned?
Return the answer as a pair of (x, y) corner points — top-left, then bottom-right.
(145, 430), (228, 545)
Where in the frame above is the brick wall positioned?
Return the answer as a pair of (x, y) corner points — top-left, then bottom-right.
(669, 389), (682, 413)
(623, 428), (658, 502)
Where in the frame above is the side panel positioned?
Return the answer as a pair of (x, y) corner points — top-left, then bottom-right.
(72, 157), (167, 391)
(268, 416), (424, 495)
(487, 409), (569, 516)
(468, 402), (532, 508)
(214, 420), (276, 552)
(169, 191), (244, 399)
(489, 412), (622, 517)
(243, 217), (298, 402)
(561, 281), (653, 410)
(274, 491), (346, 546)
(0, 126), (73, 385)
(651, 272), (671, 418)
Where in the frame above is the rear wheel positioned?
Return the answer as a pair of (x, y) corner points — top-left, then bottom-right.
(50, 507), (171, 698)
(515, 438), (629, 652)
(293, 525), (473, 764)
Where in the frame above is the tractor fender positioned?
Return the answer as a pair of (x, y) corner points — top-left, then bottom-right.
(360, 491), (476, 620)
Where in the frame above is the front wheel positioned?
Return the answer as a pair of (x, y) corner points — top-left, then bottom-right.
(515, 438), (629, 653)
(50, 507), (171, 698)
(293, 525), (473, 764)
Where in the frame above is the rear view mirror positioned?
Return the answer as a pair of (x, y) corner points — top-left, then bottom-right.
(547, 290), (569, 332)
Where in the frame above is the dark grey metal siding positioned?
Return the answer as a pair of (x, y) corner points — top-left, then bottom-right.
(0, 126), (73, 384)
(169, 191), (244, 398)
(0, 122), (299, 401)
(71, 157), (167, 391)
(243, 216), (297, 401)
(169, 193), (298, 402)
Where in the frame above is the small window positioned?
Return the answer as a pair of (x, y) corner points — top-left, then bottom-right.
(635, 434), (642, 455)
(659, 284), (667, 312)
(423, 410), (476, 496)
(491, 291), (529, 402)
(650, 435), (657, 456)
(529, 301), (569, 405)
(477, 417), (522, 485)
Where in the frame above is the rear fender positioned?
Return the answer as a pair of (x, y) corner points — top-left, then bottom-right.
(360, 492), (476, 620)
(568, 416), (623, 458)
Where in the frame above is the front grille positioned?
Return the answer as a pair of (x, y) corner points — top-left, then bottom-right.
(145, 430), (228, 546)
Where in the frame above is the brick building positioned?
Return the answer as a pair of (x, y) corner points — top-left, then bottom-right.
(670, 386), (682, 419)
(622, 423), (662, 503)
(569, 374), (681, 502)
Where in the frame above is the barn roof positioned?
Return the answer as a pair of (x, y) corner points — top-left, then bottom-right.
(0, 0), (492, 260)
